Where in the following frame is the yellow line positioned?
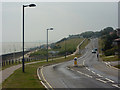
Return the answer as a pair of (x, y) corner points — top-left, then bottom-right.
(41, 67), (53, 90)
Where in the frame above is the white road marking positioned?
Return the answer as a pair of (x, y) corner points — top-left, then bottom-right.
(112, 84), (120, 88)
(85, 67), (90, 71)
(77, 71), (84, 75)
(84, 74), (93, 78)
(96, 74), (103, 77)
(105, 78), (115, 83)
(91, 71), (95, 74)
(37, 68), (41, 80)
(83, 60), (85, 65)
(40, 81), (48, 89)
(96, 78), (107, 83)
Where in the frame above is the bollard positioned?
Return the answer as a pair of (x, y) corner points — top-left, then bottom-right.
(9, 60), (10, 65)
(15, 60), (17, 64)
(6, 60), (8, 65)
(12, 60), (14, 64)
(19, 59), (21, 63)
(2, 62), (4, 66)
(74, 57), (78, 67)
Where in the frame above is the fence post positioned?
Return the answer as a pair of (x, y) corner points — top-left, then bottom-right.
(12, 60), (14, 64)
(15, 59), (17, 64)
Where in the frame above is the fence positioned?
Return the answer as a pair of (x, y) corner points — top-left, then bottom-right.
(1, 58), (40, 67)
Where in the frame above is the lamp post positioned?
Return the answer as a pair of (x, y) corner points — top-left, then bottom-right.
(22, 4), (36, 72)
(47, 27), (54, 62)
(64, 38), (67, 59)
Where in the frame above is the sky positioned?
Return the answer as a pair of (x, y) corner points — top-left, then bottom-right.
(2, 2), (118, 43)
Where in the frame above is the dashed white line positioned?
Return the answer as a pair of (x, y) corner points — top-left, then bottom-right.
(77, 71), (84, 75)
(91, 71), (96, 74)
(105, 78), (115, 83)
(112, 84), (120, 88)
(85, 67), (90, 71)
(84, 74), (93, 78)
(96, 78), (107, 83)
(83, 60), (85, 65)
(96, 74), (103, 77)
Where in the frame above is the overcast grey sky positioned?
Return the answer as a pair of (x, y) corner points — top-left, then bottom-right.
(2, 2), (118, 43)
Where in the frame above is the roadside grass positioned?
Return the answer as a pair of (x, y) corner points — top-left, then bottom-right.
(2, 54), (81, 88)
(56, 38), (84, 51)
(98, 38), (104, 54)
(100, 55), (119, 61)
(80, 39), (90, 49)
(114, 65), (120, 69)
(98, 38), (119, 62)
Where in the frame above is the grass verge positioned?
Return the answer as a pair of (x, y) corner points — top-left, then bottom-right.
(114, 65), (120, 69)
(100, 55), (119, 62)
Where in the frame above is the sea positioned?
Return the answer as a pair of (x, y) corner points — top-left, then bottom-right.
(1, 42), (45, 55)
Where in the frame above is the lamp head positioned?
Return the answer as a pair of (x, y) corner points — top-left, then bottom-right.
(29, 4), (36, 7)
(49, 27), (54, 30)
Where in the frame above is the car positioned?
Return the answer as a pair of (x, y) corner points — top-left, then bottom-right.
(94, 48), (98, 51)
(92, 50), (96, 53)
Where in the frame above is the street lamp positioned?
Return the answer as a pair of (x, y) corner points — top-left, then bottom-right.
(64, 38), (67, 59)
(22, 4), (36, 72)
(47, 27), (54, 62)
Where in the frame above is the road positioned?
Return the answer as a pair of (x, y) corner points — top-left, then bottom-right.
(39, 38), (120, 89)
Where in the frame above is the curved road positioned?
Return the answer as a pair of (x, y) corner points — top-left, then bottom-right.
(39, 38), (120, 89)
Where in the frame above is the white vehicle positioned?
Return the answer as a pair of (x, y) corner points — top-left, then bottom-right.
(92, 50), (96, 53)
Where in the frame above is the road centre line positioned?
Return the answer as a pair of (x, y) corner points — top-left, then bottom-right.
(105, 78), (115, 83)
(96, 74), (103, 77)
(91, 71), (96, 74)
(96, 78), (107, 83)
(112, 84), (120, 88)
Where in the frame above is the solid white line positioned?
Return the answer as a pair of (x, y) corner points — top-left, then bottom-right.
(112, 84), (120, 88)
(96, 78), (107, 83)
(105, 78), (115, 83)
(40, 81), (48, 89)
(37, 68), (41, 80)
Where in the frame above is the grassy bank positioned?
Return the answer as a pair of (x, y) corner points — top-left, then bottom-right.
(98, 38), (119, 62)
(100, 55), (119, 61)
(2, 54), (80, 88)
(114, 65), (120, 69)
(80, 38), (90, 49)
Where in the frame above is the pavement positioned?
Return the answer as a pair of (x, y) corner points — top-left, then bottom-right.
(38, 38), (120, 89)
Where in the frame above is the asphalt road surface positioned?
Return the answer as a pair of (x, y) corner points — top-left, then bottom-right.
(39, 38), (120, 89)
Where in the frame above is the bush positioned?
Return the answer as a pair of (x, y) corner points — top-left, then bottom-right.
(104, 48), (115, 56)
